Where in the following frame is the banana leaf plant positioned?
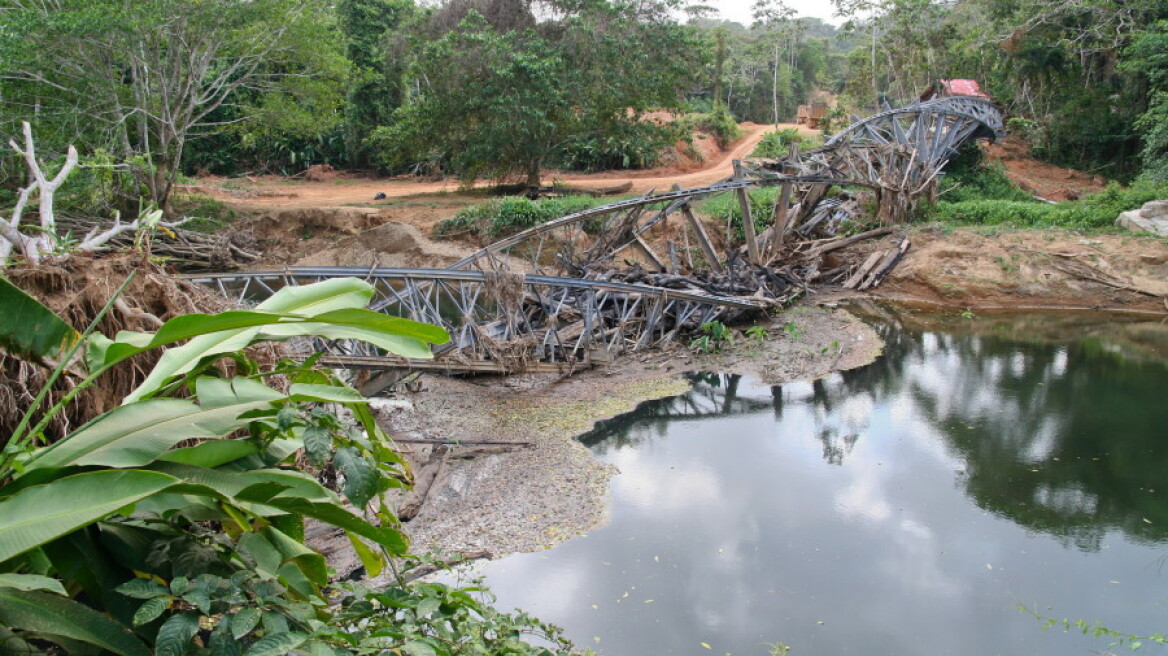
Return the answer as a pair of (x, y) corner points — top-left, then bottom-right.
(0, 275), (450, 655)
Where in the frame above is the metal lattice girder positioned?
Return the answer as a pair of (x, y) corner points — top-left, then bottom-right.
(824, 96), (1004, 150)
(456, 97), (1003, 275)
(448, 176), (846, 275)
(182, 98), (1002, 383)
(734, 96), (1003, 237)
(182, 267), (761, 374)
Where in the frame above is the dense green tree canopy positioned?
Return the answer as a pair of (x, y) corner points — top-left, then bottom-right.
(0, 0), (348, 209)
(371, 0), (706, 185)
(1, 0), (1166, 201)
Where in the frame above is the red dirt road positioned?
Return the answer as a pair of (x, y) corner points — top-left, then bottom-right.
(194, 122), (793, 210)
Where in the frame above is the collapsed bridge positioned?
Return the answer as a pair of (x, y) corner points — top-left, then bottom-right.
(185, 96), (1002, 386)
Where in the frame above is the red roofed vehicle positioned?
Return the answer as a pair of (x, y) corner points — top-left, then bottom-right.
(919, 79), (991, 102)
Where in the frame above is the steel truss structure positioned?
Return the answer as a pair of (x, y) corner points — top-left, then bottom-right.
(186, 98), (1003, 385)
(183, 267), (759, 386)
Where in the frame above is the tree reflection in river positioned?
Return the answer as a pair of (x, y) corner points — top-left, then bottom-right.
(471, 309), (1168, 656)
(578, 309), (1168, 550)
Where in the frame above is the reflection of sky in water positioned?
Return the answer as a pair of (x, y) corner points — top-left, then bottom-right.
(450, 329), (1168, 656)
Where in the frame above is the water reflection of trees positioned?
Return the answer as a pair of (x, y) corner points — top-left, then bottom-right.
(833, 312), (1168, 550)
(582, 309), (1168, 549)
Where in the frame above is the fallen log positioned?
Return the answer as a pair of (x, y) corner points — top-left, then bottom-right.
(400, 550), (493, 583)
(398, 445), (449, 521)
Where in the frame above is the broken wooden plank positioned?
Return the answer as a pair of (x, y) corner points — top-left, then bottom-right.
(733, 160), (761, 265)
(844, 251), (884, 289)
(768, 142), (799, 253)
(859, 237), (911, 290)
(679, 195), (723, 273)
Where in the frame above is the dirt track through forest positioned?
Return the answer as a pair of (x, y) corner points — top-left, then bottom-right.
(196, 122), (782, 211)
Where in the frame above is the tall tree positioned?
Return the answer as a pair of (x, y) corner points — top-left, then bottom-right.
(752, 0), (800, 125)
(380, 12), (573, 186)
(0, 0), (347, 211)
(378, 0), (704, 185)
(338, 0), (416, 168)
(1121, 21), (1168, 181)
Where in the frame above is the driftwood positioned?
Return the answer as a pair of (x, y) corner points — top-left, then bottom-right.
(400, 550), (493, 583)
(391, 437), (533, 447)
(1035, 251), (1164, 298)
(492, 181), (633, 198)
(398, 445), (449, 521)
(58, 215), (259, 271)
(551, 180), (633, 197)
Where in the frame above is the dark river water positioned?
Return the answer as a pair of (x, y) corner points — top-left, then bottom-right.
(459, 310), (1168, 655)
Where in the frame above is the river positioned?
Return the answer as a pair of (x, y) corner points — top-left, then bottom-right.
(448, 309), (1168, 655)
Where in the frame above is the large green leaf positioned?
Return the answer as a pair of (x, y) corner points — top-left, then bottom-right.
(259, 308), (450, 350)
(0, 588), (151, 656)
(234, 493), (409, 556)
(335, 447), (378, 508)
(115, 281), (449, 403)
(0, 470), (180, 563)
(0, 276), (79, 365)
(0, 573), (67, 596)
(196, 376), (284, 408)
(264, 527), (328, 587)
(148, 462), (335, 504)
(253, 277), (375, 314)
(121, 279), (378, 403)
(158, 440), (259, 468)
(242, 631), (308, 656)
(24, 396), (275, 471)
(155, 612), (200, 656)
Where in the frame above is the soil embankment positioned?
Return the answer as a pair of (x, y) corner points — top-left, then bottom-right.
(985, 135), (1109, 202)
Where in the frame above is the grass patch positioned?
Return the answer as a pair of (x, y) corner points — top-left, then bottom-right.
(676, 106), (741, 149)
(929, 180), (1168, 231)
(695, 187), (780, 239)
(751, 128), (823, 159)
(170, 192), (237, 233)
(434, 195), (605, 239)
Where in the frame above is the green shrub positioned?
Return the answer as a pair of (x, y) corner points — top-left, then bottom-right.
(435, 195), (602, 239)
(937, 142), (1032, 203)
(930, 180), (1168, 230)
(1005, 117), (1045, 147)
(751, 128), (822, 159)
(558, 120), (676, 171)
(0, 278), (573, 656)
(679, 106), (741, 149)
(169, 192), (237, 233)
(690, 320), (734, 353)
